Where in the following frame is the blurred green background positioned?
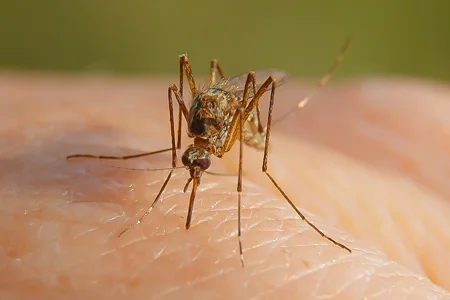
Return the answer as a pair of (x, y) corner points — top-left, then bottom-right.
(1, 0), (449, 80)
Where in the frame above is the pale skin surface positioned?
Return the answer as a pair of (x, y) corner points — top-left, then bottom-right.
(0, 73), (450, 299)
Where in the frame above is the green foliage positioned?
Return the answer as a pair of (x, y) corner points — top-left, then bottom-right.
(1, 0), (449, 80)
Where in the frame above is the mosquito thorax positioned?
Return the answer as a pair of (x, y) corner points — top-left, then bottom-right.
(187, 88), (235, 139)
(181, 146), (212, 178)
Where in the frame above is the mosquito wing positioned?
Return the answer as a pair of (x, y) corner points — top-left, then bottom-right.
(224, 70), (289, 98)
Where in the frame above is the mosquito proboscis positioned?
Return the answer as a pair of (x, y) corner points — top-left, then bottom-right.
(67, 37), (352, 267)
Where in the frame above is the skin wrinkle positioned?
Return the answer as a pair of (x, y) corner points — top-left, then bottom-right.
(71, 225), (102, 241)
(330, 269), (374, 299)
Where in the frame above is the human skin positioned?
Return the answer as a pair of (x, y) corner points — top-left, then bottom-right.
(0, 73), (449, 299)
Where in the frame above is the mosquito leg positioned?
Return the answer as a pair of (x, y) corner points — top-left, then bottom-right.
(209, 59), (226, 84)
(248, 74), (260, 131)
(218, 76), (276, 265)
(176, 53), (201, 149)
(242, 72), (257, 109)
(273, 37), (352, 125)
(261, 78), (352, 253)
(176, 107), (183, 149)
(240, 72), (264, 133)
(67, 86), (184, 163)
(255, 103), (265, 133)
(179, 54), (197, 95)
(118, 169), (174, 237)
(236, 73), (351, 251)
(243, 75), (275, 121)
(225, 74), (275, 150)
(118, 81), (179, 237)
(220, 72), (260, 153)
(67, 56), (193, 161)
(169, 84), (189, 122)
(237, 107), (245, 267)
(217, 106), (246, 267)
(167, 85), (178, 168)
(177, 56), (184, 149)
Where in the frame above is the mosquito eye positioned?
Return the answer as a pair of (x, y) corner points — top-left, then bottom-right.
(194, 158), (211, 170)
(181, 154), (190, 166)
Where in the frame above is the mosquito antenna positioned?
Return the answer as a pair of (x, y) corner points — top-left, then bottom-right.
(273, 37), (352, 125)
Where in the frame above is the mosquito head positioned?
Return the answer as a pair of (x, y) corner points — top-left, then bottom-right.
(181, 146), (211, 179)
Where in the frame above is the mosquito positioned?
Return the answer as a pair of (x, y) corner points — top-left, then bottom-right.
(67, 38), (352, 267)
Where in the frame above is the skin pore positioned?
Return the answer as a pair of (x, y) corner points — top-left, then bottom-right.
(0, 73), (450, 299)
